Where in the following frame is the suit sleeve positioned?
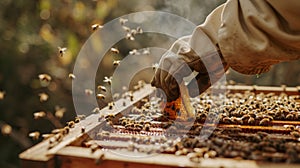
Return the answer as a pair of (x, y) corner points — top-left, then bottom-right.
(197, 0), (300, 75)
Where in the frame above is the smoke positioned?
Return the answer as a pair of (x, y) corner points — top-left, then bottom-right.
(161, 0), (226, 24)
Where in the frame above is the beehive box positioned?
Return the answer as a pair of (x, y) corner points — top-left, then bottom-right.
(19, 84), (300, 168)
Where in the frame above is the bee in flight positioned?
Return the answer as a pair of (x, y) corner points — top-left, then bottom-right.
(91, 24), (103, 31)
(58, 47), (67, 57)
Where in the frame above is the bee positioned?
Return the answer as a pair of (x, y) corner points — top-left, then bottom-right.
(38, 92), (49, 102)
(68, 73), (76, 80)
(283, 125), (295, 131)
(133, 124), (143, 131)
(113, 93), (120, 100)
(136, 26), (143, 34)
(130, 29), (137, 36)
(129, 49), (140, 55)
(58, 47), (67, 57)
(259, 118), (270, 126)
(152, 63), (159, 71)
(85, 89), (93, 96)
(62, 127), (70, 135)
(38, 73), (52, 82)
(92, 107), (100, 114)
(0, 91), (5, 100)
(126, 33), (135, 41)
(120, 118), (128, 126)
(133, 85), (140, 91)
(122, 101), (126, 107)
(74, 117), (80, 123)
(119, 18), (128, 25)
(187, 152), (202, 163)
(108, 102), (115, 110)
(42, 134), (53, 140)
(1, 124), (12, 135)
(232, 117), (243, 125)
(49, 136), (56, 145)
(96, 94), (105, 100)
(144, 123), (151, 131)
(81, 126), (85, 133)
(125, 123), (134, 130)
(248, 117), (255, 125)
(105, 113), (115, 121)
(128, 92), (134, 101)
(77, 114), (86, 120)
(122, 26), (131, 32)
(113, 60), (121, 66)
(286, 113), (294, 120)
(51, 128), (62, 134)
(175, 148), (188, 156)
(33, 111), (46, 119)
(103, 76), (112, 85)
(97, 85), (107, 92)
(222, 116), (231, 124)
(204, 150), (217, 159)
(131, 106), (141, 113)
(29, 131), (40, 140)
(110, 47), (119, 54)
(291, 131), (300, 138)
(241, 114), (251, 121)
(67, 121), (75, 128)
(142, 48), (150, 55)
(54, 133), (63, 142)
(55, 106), (66, 119)
(91, 23), (103, 31)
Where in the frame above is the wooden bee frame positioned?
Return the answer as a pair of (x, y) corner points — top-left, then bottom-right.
(19, 84), (300, 168)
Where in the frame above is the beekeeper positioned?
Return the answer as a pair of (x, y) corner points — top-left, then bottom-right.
(151, 0), (300, 101)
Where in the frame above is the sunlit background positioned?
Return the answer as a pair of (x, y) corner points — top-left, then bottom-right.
(0, 0), (299, 167)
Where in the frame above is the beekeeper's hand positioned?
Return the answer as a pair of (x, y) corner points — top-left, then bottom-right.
(151, 34), (228, 102)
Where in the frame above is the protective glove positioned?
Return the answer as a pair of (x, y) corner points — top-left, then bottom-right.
(151, 35), (229, 102)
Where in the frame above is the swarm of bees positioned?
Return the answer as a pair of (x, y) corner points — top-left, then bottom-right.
(119, 17), (143, 41)
(88, 87), (300, 163)
(3, 16), (147, 153)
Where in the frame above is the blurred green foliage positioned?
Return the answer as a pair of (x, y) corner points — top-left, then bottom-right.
(0, 0), (298, 167)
